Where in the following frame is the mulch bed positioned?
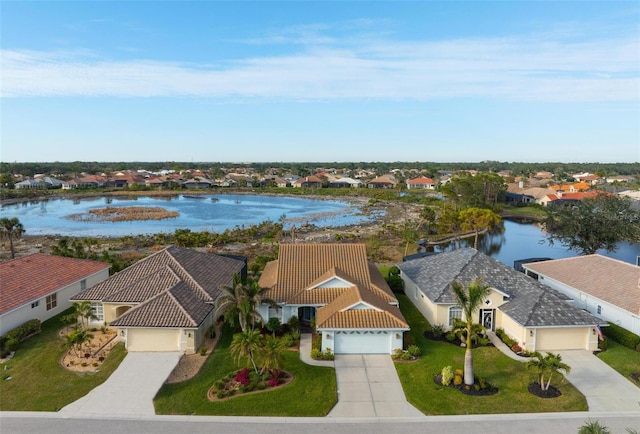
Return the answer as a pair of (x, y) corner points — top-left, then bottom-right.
(433, 374), (499, 396)
(423, 330), (493, 349)
(207, 370), (293, 401)
(527, 382), (562, 398)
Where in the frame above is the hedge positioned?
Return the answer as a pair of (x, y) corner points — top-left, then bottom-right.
(602, 323), (640, 351)
(1, 319), (42, 352)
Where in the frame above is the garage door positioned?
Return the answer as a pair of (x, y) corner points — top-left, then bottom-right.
(536, 327), (587, 351)
(334, 331), (391, 354)
(127, 328), (180, 352)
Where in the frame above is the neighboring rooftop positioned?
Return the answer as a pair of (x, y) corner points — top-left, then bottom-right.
(0, 254), (110, 315)
(524, 254), (640, 315)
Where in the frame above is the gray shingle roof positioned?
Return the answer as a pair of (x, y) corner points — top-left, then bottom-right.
(72, 246), (245, 328)
(397, 248), (603, 327)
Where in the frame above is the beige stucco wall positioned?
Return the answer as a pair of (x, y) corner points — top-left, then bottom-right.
(402, 274), (439, 325)
(103, 303), (136, 323)
(0, 268), (110, 335)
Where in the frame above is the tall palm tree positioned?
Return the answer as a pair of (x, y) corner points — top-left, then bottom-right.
(73, 301), (97, 329)
(230, 329), (263, 374)
(0, 217), (25, 259)
(214, 274), (249, 331)
(527, 351), (571, 391)
(450, 277), (491, 386)
(243, 281), (278, 331)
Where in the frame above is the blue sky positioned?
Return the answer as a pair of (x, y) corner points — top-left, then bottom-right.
(1, 1), (638, 163)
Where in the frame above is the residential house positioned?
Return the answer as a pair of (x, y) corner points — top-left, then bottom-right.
(522, 255), (640, 336)
(367, 176), (398, 189)
(0, 254), (110, 335)
(606, 175), (636, 184)
(258, 244), (409, 354)
(14, 177), (63, 190)
(539, 190), (600, 206)
(181, 176), (214, 189)
(397, 248), (604, 351)
(549, 182), (591, 193)
(328, 177), (363, 188)
(70, 246), (246, 353)
(406, 177), (436, 190)
(294, 176), (324, 188)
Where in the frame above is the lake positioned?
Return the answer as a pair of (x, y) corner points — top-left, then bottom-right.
(430, 219), (640, 267)
(0, 194), (378, 237)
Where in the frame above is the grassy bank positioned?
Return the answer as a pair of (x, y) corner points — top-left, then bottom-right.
(0, 310), (127, 411)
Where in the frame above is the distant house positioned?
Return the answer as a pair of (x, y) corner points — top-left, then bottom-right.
(367, 176), (397, 189)
(406, 177), (436, 190)
(0, 254), (110, 335)
(107, 172), (145, 188)
(274, 177), (290, 188)
(71, 246), (246, 353)
(549, 182), (590, 193)
(258, 244), (409, 354)
(606, 175), (636, 184)
(539, 190), (600, 206)
(328, 177), (363, 188)
(181, 176), (214, 189)
(294, 176), (323, 188)
(397, 248), (603, 351)
(14, 177), (63, 190)
(522, 255), (640, 336)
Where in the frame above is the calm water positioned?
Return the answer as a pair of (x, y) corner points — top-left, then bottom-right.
(431, 219), (640, 267)
(0, 194), (377, 237)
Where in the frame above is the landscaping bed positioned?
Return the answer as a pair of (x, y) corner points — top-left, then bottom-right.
(60, 326), (117, 372)
(208, 368), (293, 401)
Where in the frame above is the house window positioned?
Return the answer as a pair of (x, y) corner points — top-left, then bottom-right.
(449, 306), (463, 327)
(596, 305), (602, 315)
(80, 279), (87, 291)
(91, 303), (104, 322)
(46, 293), (57, 311)
(31, 301), (39, 308)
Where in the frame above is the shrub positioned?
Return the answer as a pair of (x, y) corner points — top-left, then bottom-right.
(577, 419), (612, 434)
(287, 315), (300, 332)
(602, 323), (640, 351)
(267, 377), (279, 388)
(453, 374), (463, 386)
(282, 333), (296, 347)
(216, 391), (224, 399)
(2, 319), (41, 350)
(98, 356), (105, 362)
(266, 317), (281, 335)
(391, 348), (404, 360)
(407, 345), (421, 357)
(310, 348), (323, 360)
(5, 338), (19, 352)
(445, 331), (456, 342)
(234, 368), (251, 386)
(257, 383), (266, 390)
(477, 335), (490, 346)
(401, 351), (413, 360)
(441, 366), (454, 386)
(598, 337), (608, 351)
(455, 368), (463, 376)
(511, 344), (522, 353)
(214, 380), (225, 390)
(431, 324), (445, 339)
(386, 274), (404, 293)
(322, 348), (335, 361)
(199, 346), (207, 356)
(290, 330), (301, 341)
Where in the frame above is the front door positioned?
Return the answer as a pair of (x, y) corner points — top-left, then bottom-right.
(481, 309), (494, 331)
(298, 306), (316, 325)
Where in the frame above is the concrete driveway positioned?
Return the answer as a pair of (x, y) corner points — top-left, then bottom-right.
(59, 352), (181, 417)
(328, 354), (424, 419)
(558, 350), (639, 412)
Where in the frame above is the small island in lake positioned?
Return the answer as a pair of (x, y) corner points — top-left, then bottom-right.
(67, 206), (179, 222)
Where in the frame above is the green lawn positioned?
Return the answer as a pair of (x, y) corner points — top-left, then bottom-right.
(596, 339), (640, 387)
(499, 205), (547, 219)
(395, 294), (588, 415)
(0, 309), (127, 411)
(153, 325), (337, 416)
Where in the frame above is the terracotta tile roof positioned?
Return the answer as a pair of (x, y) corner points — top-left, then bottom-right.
(0, 254), (110, 315)
(71, 246), (245, 328)
(259, 243), (406, 330)
(524, 255), (640, 315)
(407, 177), (435, 185)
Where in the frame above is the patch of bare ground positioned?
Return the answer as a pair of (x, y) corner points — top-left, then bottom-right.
(165, 322), (224, 384)
(59, 327), (118, 373)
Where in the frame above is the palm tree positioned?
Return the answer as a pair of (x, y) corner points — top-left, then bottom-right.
(527, 351), (571, 391)
(450, 277), (491, 386)
(73, 301), (97, 329)
(0, 217), (25, 259)
(259, 334), (285, 377)
(214, 274), (249, 331)
(243, 281), (278, 331)
(230, 329), (263, 374)
(63, 328), (93, 358)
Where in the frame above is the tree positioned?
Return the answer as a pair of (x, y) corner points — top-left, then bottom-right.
(229, 329), (263, 374)
(73, 301), (97, 329)
(259, 334), (285, 377)
(63, 328), (93, 358)
(450, 277), (491, 386)
(527, 351), (571, 391)
(459, 208), (503, 250)
(0, 217), (25, 259)
(214, 275), (274, 332)
(543, 193), (640, 255)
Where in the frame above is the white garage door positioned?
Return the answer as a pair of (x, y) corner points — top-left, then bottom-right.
(334, 331), (391, 354)
(536, 327), (587, 351)
(127, 328), (180, 352)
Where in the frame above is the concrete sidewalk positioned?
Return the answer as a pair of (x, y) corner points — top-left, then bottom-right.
(59, 352), (181, 417)
(328, 354), (425, 419)
(558, 350), (640, 412)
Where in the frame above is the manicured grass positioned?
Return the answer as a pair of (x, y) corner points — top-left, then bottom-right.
(500, 205), (547, 219)
(0, 310), (127, 411)
(395, 294), (588, 415)
(596, 339), (640, 387)
(153, 325), (337, 416)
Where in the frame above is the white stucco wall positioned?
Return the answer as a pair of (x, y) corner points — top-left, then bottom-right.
(0, 268), (110, 335)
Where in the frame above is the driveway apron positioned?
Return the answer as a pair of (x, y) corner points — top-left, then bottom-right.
(558, 350), (639, 412)
(59, 352), (181, 417)
(328, 354), (424, 418)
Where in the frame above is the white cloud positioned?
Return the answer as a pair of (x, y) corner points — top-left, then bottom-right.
(1, 32), (638, 101)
